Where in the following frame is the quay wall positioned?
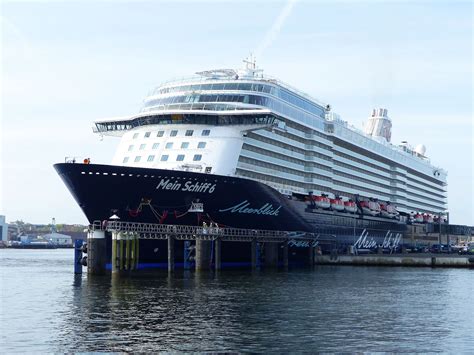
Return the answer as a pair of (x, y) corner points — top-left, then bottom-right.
(315, 254), (474, 268)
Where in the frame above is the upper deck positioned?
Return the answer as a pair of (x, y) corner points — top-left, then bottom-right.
(93, 58), (447, 182)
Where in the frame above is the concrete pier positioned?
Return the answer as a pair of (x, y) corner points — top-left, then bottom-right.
(215, 239), (222, 271)
(315, 254), (474, 268)
(195, 240), (211, 271)
(308, 245), (315, 266)
(283, 242), (289, 269)
(251, 239), (258, 269)
(112, 232), (139, 273)
(125, 233), (131, 270)
(168, 236), (175, 272)
(183, 241), (192, 270)
(264, 243), (278, 268)
(111, 232), (118, 273)
(87, 230), (106, 275)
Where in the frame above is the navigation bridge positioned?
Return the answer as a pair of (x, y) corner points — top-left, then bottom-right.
(80, 220), (321, 275)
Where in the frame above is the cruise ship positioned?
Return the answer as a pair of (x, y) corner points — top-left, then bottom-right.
(55, 58), (448, 263)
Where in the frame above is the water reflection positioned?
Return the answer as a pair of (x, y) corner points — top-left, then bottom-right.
(1, 250), (473, 352)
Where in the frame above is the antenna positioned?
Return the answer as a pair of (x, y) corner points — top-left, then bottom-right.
(243, 53), (257, 70)
(240, 53), (263, 77)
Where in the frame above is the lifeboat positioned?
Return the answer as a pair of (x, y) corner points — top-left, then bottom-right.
(413, 213), (424, 223)
(360, 200), (381, 216)
(380, 202), (399, 219)
(423, 214), (434, 223)
(330, 198), (345, 211)
(344, 200), (357, 213)
(313, 195), (330, 209)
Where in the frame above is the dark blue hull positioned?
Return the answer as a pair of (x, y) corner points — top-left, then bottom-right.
(55, 163), (311, 231)
(55, 163), (407, 266)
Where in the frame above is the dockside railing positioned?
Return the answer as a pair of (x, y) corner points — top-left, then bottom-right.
(91, 220), (317, 243)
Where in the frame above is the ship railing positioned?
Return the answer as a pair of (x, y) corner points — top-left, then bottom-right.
(150, 73), (326, 109)
(90, 220), (317, 242)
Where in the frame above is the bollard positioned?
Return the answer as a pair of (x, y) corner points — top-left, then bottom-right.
(74, 239), (83, 274)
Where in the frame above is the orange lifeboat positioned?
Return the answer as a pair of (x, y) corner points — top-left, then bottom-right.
(344, 200), (357, 213)
(361, 200), (381, 216)
(423, 214), (434, 223)
(380, 202), (399, 219)
(313, 195), (330, 209)
(330, 197), (345, 211)
(414, 213), (424, 223)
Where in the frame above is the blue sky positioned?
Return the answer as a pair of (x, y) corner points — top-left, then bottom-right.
(1, 0), (472, 225)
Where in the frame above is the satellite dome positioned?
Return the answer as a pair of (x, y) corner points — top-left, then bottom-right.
(414, 144), (426, 156)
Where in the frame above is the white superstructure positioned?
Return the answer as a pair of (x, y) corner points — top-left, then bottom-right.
(94, 58), (448, 216)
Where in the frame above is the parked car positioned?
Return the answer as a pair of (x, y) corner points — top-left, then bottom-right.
(405, 245), (428, 253)
(459, 243), (474, 255)
(429, 244), (451, 253)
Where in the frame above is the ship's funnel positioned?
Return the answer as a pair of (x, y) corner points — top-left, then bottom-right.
(365, 108), (392, 142)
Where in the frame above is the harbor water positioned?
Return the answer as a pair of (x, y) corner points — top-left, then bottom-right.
(1, 249), (473, 352)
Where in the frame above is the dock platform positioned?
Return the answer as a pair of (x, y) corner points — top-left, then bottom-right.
(315, 253), (474, 268)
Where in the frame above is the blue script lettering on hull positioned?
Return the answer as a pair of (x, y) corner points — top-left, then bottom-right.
(353, 229), (402, 251)
(219, 200), (281, 216)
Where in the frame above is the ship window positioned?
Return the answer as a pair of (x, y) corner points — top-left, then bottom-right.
(160, 155), (169, 161)
(170, 130), (178, 137)
(181, 142), (189, 149)
(193, 154), (202, 161)
(238, 83), (251, 91)
(211, 83), (224, 90)
(176, 154), (185, 161)
(147, 155), (155, 162)
(202, 129), (210, 136)
(133, 133), (139, 139)
(224, 83), (238, 90)
(152, 143), (159, 149)
(198, 142), (206, 149)
(144, 132), (151, 138)
(165, 142), (173, 149)
(123, 157), (129, 163)
(157, 131), (164, 137)
(128, 145), (134, 151)
(134, 156), (141, 162)
(185, 129), (194, 136)
(139, 144), (146, 150)
(205, 167), (212, 173)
